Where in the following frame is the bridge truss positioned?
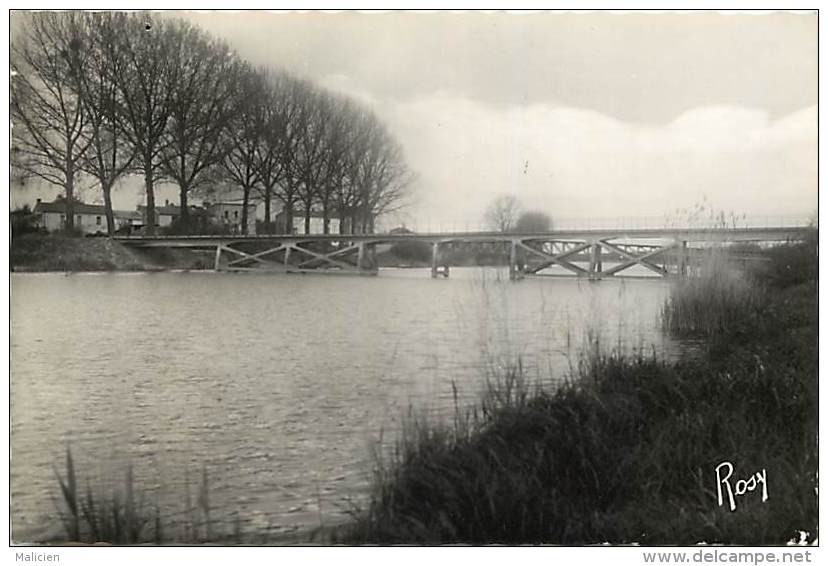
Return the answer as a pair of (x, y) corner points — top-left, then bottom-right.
(116, 226), (811, 280)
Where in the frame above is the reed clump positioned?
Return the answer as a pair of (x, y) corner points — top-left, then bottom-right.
(661, 248), (765, 338)
(52, 449), (221, 544)
(53, 448), (156, 544)
(339, 238), (817, 545)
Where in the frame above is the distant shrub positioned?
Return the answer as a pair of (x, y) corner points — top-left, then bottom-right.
(256, 220), (281, 235)
(390, 240), (432, 263)
(757, 229), (817, 289)
(162, 218), (232, 236)
(10, 205), (41, 238)
(514, 210), (552, 232)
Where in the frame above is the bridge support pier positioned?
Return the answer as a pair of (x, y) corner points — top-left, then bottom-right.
(357, 241), (366, 271)
(357, 242), (379, 275)
(214, 244), (223, 271)
(588, 242), (602, 280)
(509, 240), (524, 280)
(431, 241), (449, 278)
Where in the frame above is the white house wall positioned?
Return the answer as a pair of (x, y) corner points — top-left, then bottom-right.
(41, 212), (108, 234)
(291, 217), (340, 235)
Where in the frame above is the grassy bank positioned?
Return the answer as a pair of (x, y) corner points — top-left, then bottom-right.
(11, 233), (212, 272)
(338, 237), (818, 545)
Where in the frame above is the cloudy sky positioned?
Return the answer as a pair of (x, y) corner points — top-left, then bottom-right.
(13, 10), (818, 228)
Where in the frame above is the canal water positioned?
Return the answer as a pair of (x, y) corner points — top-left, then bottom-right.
(11, 268), (679, 542)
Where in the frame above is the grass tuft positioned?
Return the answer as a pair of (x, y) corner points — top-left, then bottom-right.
(338, 238), (817, 545)
(54, 450), (153, 544)
(52, 450), (226, 544)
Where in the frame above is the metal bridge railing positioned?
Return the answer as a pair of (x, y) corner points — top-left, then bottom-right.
(383, 215), (814, 234)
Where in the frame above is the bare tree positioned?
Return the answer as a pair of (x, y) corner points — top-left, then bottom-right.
(352, 114), (412, 233)
(316, 93), (352, 234)
(335, 107), (372, 234)
(11, 12), (92, 232)
(159, 22), (241, 232)
(75, 12), (137, 235)
(109, 13), (178, 235)
(292, 85), (329, 234)
(222, 66), (266, 234)
(484, 195), (522, 232)
(270, 76), (313, 234)
(253, 71), (292, 234)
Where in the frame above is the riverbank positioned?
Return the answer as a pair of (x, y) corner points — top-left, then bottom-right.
(11, 233), (212, 272)
(338, 238), (818, 545)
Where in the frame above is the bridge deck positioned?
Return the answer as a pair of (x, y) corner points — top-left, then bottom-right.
(114, 226), (812, 280)
(115, 226), (811, 248)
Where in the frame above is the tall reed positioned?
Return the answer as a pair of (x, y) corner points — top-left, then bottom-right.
(54, 447), (152, 544)
(661, 247), (764, 337)
(52, 448), (218, 544)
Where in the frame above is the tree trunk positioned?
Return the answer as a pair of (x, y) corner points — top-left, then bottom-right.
(304, 203), (311, 235)
(336, 207), (346, 234)
(241, 185), (251, 235)
(64, 170), (76, 232)
(322, 200), (330, 234)
(285, 201), (294, 234)
(102, 182), (115, 236)
(179, 188), (189, 233)
(144, 163), (156, 236)
(264, 192), (271, 235)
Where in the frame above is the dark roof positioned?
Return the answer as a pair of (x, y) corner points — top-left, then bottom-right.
(137, 205), (209, 217)
(115, 210), (142, 220)
(274, 209), (335, 219)
(137, 204), (180, 216)
(207, 202), (257, 210)
(34, 201), (107, 215)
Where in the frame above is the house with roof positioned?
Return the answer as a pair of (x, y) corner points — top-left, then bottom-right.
(137, 200), (211, 231)
(205, 201), (257, 235)
(33, 196), (259, 235)
(137, 201), (182, 228)
(34, 198), (149, 234)
(33, 198), (111, 235)
(114, 210), (143, 231)
(273, 207), (340, 235)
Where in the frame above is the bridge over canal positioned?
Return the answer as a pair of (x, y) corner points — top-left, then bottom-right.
(115, 226), (812, 280)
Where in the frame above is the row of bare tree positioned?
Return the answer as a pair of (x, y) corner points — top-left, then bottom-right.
(11, 12), (411, 235)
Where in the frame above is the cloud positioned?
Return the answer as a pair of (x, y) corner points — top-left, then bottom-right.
(182, 11), (816, 123)
(13, 73), (814, 231)
(321, 74), (816, 229)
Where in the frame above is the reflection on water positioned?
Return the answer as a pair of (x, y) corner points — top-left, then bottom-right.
(11, 268), (679, 541)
